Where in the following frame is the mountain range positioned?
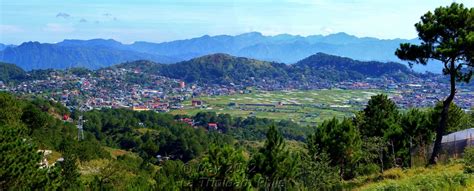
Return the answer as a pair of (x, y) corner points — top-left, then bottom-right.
(0, 32), (440, 72)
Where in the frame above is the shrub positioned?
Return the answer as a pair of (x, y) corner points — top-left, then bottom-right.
(356, 163), (381, 177)
(382, 168), (404, 180)
(463, 147), (474, 173)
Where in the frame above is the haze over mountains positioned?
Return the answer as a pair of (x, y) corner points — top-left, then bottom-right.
(0, 32), (439, 72)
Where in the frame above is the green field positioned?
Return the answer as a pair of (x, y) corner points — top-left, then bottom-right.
(172, 89), (387, 125)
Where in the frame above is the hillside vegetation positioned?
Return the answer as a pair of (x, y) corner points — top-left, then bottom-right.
(0, 62), (26, 83)
(353, 163), (473, 190)
(112, 53), (415, 85)
(2, 91), (473, 190)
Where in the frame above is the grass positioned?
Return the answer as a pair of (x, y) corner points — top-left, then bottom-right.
(171, 89), (387, 124)
(45, 150), (62, 164)
(103, 146), (130, 159)
(348, 162), (474, 191)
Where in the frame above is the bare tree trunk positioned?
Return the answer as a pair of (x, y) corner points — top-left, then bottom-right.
(429, 61), (456, 165)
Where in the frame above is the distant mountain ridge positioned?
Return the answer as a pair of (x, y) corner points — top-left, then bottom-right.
(1, 32), (440, 72)
(0, 41), (177, 70)
(0, 43), (15, 51)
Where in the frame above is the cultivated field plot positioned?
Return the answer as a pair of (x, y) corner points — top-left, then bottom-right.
(172, 89), (386, 125)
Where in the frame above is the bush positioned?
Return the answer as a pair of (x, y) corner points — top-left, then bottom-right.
(382, 168), (404, 180)
(463, 147), (474, 173)
(368, 173), (469, 191)
(356, 163), (381, 177)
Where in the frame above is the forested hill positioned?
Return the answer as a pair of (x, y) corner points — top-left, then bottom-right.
(159, 53), (289, 84)
(290, 53), (412, 81)
(0, 62), (27, 83)
(112, 53), (415, 84)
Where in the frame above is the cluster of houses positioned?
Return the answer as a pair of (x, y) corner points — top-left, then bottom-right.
(177, 117), (220, 131)
(335, 77), (473, 110)
(3, 67), (245, 112)
(2, 65), (473, 114)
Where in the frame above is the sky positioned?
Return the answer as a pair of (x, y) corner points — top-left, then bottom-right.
(1, 0), (473, 44)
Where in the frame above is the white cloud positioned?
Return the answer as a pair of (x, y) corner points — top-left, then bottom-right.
(0, 25), (24, 33)
(320, 27), (334, 35)
(43, 23), (75, 33)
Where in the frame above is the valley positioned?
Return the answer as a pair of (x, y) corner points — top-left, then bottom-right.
(1, 1), (473, 190)
(172, 89), (384, 124)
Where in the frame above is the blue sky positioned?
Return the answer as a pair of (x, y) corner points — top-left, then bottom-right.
(1, 0), (472, 44)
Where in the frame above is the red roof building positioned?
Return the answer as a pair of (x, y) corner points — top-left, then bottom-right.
(208, 123), (218, 130)
(192, 100), (203, 107)
(179, 118), (195, 126)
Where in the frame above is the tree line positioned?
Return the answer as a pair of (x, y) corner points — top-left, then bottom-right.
(2, 91), (473, 190)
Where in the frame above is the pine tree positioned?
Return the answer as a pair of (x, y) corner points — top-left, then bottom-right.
(308, 118), (361, 179)
(247, 125), (297, 190)
(195, 144), (250, 190)
(0, 124), (47, 189)
(396, 2), (473, 164)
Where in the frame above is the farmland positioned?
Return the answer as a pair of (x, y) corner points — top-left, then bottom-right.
(171, 89), (387, 125)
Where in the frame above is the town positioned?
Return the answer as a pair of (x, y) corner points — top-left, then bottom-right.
(1, 66), (472, 118)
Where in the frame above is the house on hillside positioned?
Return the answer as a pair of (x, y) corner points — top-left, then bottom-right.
(192, 100), (203, 107)
(208, 123), (218, 130)
(179, 118), (195, 126)
(132, 106), (149, 111)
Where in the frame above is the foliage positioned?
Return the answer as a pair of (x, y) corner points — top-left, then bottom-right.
(396, 2), (474, 165)
(291, 53), (411, 82)
(308, 117), (362, 179)
(0, 92), (24, 126)
(356, 94), (400, 138)
(395, 3), (473, 81)
(429, 102), (471, 135)
(83, 109), (214, 162)
(137, 53), (413, 85)
(154, 160), (190, 190)
(299, 151), (341, 190)
(0, 124), (48, 189)
(161, 53), (289, 84)
(398, 109), (434, 167)
(356, 94), (410, 168)
(1, 79), (474, 190)
(359, 164), (472, 191)
(464, 147), (474, 174)
(357, 137), (386, 175)
(193, 112), (310, 141)
(193, 144), (251, 190)
(0, 62), (26, 83)
(59, 151), (81, 189)
(247, 125), (298, 189)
